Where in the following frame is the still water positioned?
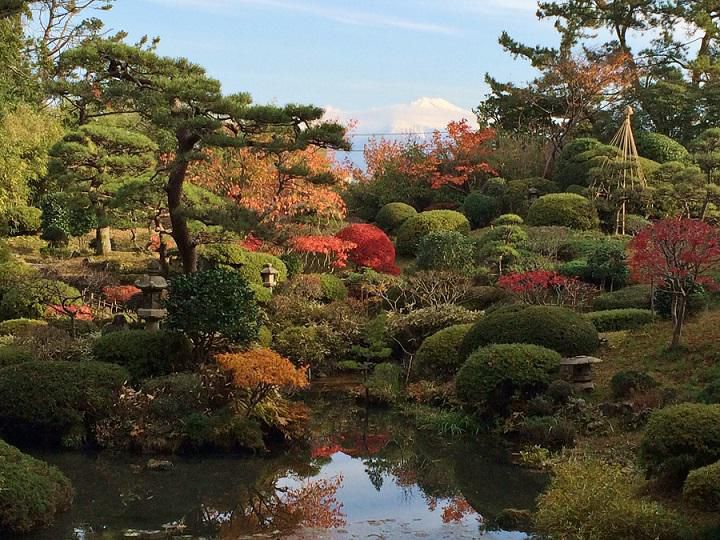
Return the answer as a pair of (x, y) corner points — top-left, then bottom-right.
(18, 396), (547, 539)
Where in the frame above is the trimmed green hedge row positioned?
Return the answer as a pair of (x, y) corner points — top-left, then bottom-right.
(585, 309), (655, 332)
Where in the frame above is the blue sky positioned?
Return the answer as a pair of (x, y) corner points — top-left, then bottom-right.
(101, 0), (554, 123)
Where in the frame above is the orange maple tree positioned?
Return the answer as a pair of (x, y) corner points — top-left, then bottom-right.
(364, 120), (496, 192)
(187, 145), (351, 230)
(217, 349), (309, 415)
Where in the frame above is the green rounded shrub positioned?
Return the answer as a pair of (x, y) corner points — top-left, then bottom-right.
(586, 309), (655, 332)
(636, 132), (690, 164)
(565, 184), (588, 196)
(625, 214), (651, 235)
(592, 285), (652, 311)
(92, 330), (193, 381)
(492, 213), (523, 226)
(396, 210), (470, 256)
(0, 346), (33, 368)
(683, 461), (720, 511)
(198, 244), (288, 286)
(0, 439), (73, 534)
(414, 323), (473, 381)
(257, 325), (273, 348)
(0, 361), (129, 447)
(456, 344), (561, 411)
(611, 370), (658, 399)
(460, 305), (600, 359)
(274, 324), (345, 375)
(375, 202), (417, 233)
(416, 231), (477, 272)
(640, 403), (720, 485)
(463, 192), (500, 228)
(698, 380), (720, 404)
(319, 273), (347, 301)
(546, 379), (574, 404)
(527, 193), (599, 230)
(553, 138), (605, 189)
(0, 318), (47, 336)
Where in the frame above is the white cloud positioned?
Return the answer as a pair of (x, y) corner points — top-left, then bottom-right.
(152, 0), (459, 35)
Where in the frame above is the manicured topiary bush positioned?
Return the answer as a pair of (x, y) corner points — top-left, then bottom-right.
(336, 223), (400, 274)
(636, 131), (690, 164)
(492, 213), (523, 226)
(456, 344), (561, 412)
(553, 137), (605, 189)
(92, 330), (193, 381)
(199, 243), (288, 286)
(698, 380), (720, 404)
(396, 210), (471, 256)
(460, 305), (600, 359)
(592, 284), (652, 311)
(416, 231), (477, 273)
(318, 274), (347, 301)
(413, 323), (473, 381)
(0, 346), (33, 368)
(527, 193), (599, 230)
(0, 318), (47, 336)
(274, 324), (345, 375)
(463, 192), (500, 228)
(640, 403), (720, 485)
(683, 461), (720, 511)
(586, 309), (655, 332)
(625, 214), (651, 235)
(611, 370), (658, 399)
(0, 439), (73, 534)
(375, 202), (417, 233)
(165, 269), (260, 361)
(0, 361), (128, 447)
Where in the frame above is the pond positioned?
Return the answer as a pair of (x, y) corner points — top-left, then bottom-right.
(16, 394), (547, 540)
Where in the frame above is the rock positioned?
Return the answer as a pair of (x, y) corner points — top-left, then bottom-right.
(146, 459), (173, 471)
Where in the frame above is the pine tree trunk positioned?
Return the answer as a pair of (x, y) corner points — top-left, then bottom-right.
(167, 157), (197, 273)
(95, 226), (112, 256)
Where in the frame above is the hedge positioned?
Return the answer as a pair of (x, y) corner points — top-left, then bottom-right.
(0, 439), (73, 534)
(585, 309), (655, 332)
(92, 330), (194, 381)
(396, 210), (470, 256)
(0, 361), (129, 448)
(592, 285), (652, 311)
(456, 344), (560, 411)
(462, 192), (500, 228)
(683, 461), (720, 511)
(527, 193), (599, 230)
(0, 346), (33, 368)
(640, 403), (720, 485)
(460, 305), (599, 359)
(636, 132), (690, 164)
(0, 318), (47, 336)
(375, 202), (417, 233)
(553, 137), (606, 189)
(413, 323), (474, 381)
(416, 231), (477, 273)
(199, 243), (288, 285)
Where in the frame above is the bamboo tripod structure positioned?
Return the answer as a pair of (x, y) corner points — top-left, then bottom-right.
(603, 106), (646, 235)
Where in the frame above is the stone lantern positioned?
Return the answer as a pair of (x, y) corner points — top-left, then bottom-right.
(134, 275), (168, 331)
(528, 187), (540, 204)
(261, 263), (279, 291)
(560, 356), (603, 391)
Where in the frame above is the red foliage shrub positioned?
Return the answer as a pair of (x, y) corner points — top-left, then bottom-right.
(102, 285), (142, 305)
(45, 304), (93, 321)
(498, 270), (597, 309)
(290, 235), (357, 270)
(335, 224), (400, 275)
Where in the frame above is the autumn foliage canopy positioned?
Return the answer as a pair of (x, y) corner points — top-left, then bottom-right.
(335, 223), (400, 275)
(290, 235), (357, 270)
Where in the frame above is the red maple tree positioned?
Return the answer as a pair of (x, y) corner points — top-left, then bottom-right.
(335, 224), (401, 275)
(290, 235), (357, 271)
(628, 218), (720, 348)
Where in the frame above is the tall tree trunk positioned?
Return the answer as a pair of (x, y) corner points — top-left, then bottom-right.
(167, 157), (197, 273)
(95, 226), (112, 256)
(670, 294), (687, 349)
